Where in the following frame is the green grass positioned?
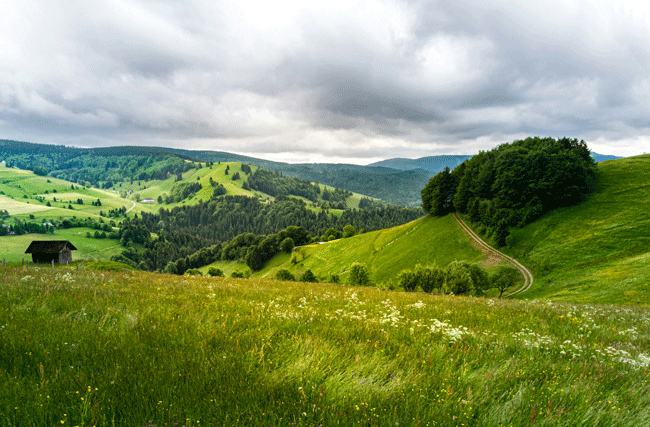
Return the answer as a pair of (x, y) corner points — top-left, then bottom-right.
(500, 154), (650, 305)
(0, 228), (123, 263)
(254, 215), (495, 286)
(197, 260), (252, 277)
(1, 267), (649, 426)
(0, 168), (135, 219)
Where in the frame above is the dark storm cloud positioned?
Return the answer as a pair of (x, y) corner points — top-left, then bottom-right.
(1, 0), (649, 162)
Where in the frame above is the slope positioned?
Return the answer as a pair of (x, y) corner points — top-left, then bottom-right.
(253, 214), (501, 285)
(503, 154), (650, 305)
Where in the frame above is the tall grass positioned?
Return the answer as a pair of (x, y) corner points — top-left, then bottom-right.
(1, 266), (649, 426)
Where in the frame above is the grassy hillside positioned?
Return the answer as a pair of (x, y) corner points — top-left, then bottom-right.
(254, 214), (501, 286)
(502, 154), (650, 305)
(2, 267), (649, 426)
(0, 167), (135, 219)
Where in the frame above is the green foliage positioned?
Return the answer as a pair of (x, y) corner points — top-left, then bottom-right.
(231, 270), (245, 278)
(275, 269), (295, 281)
(349, 263), (370, 286)
(328, 273), (340, 284)
(342, 224), (356, 238)
(422, 137), (597, 245)
(32, 166), (47, 176)
(490, 264), (521, 298)
(207, 267), (224, 277)
(279, 237), (295, 253)
(444, 261), (474, 295)
(397, 264), (445, 293)
(421, 167), (456, 215)
(299, 269), (318, 283)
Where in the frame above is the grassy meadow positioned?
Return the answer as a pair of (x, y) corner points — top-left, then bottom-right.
(500, 154), (650, 305)
(0, 228), (125, 264)
(1, 266), (650, 426)
(254, 215), (506, 287)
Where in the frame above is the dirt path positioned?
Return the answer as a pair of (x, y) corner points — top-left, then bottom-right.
(452, 213), (534, 297)
(125, 200), (136, 214)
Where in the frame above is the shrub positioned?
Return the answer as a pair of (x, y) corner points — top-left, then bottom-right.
(328, 273), (340, 284)
(299, 270), (318, 283)
(184, 269), (202, 276)
(275, 269), (295, 281)
(231, 271), (245, 278)
(349, 263), (371, 286)
(207, 267), (224, 277)
(342, 224), (356, 238)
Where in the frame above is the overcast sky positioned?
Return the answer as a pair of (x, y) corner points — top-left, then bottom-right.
(1, 1), (649, 164)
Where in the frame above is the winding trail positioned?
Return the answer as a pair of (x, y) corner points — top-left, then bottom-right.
(452, 213), (533, 297)
(125, 200), (136, 214)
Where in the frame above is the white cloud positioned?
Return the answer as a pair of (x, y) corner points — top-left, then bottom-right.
(0, 0), (649, 161)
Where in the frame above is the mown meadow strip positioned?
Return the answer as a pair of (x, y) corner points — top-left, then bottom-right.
(1, 266), (650, 426)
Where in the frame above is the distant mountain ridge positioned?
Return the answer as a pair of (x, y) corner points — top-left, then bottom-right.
(0, 139), (626, 206)
(367, 155), (473, 173)
(369, 152), (622, 173)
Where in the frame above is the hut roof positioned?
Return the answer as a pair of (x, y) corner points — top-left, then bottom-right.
(25, 240), (77, 254)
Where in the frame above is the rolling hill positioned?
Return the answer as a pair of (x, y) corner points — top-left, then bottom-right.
(252, 214), (511, 289)
(496, 154), (650, 305)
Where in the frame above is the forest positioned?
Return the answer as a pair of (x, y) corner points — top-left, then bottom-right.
(111, 195), (423, 272)
(421, 137), (597, 245)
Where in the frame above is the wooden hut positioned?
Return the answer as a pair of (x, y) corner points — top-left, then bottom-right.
(25, 240), (77, 264)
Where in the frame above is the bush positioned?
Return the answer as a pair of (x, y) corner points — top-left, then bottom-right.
(443, 261), (489, 295)
(231, 271), (245, 278)
(328, 273), (340, 284)
(279, 237), (295, 253)
(342, 224), (356, 238)
(184, 269), (202, 276)
(275, 269), (295, 281)
(299, 269), (318, 283)
(349, 263), (371, 286)
(207, 267), (224, 277)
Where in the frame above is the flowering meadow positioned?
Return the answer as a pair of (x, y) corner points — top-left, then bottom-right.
(1, 266), (650, 426)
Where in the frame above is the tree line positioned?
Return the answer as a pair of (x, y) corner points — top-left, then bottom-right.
(111, 196), (423, 272)
(421, 137), (596, 245)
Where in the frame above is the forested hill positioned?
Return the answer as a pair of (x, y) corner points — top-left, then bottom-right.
(421, 137), (597, 246)
(368, 155), (473, 173)
(0, 140), (200, 188)
(113, 196), (423, 272)
(158, 147), (431, 206)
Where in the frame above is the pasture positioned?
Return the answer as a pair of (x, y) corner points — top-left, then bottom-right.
(502, 154), (650, 305)
(1, 267), (649, 426)
(254, 214), (501, 288)
(0, 228), (123, 264)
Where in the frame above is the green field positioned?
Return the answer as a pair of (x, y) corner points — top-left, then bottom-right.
(2, 267), (649, 426)
(254, 215), (503, 287)
(0, 228), (125, 263)
(499, 154), (650, 305)
(0, 167), (136, 220)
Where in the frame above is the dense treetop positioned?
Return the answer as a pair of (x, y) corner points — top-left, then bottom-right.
(421, 137), (597, 245)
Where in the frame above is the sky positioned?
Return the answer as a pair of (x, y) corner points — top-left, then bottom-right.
(1, 0), (649, 164)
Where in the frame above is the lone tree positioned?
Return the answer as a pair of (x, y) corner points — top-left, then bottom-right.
(490, 264), (520, 297)
(349, 263), (371, 286)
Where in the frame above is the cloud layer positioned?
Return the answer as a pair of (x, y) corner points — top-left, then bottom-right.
(1, 0), (649, 162)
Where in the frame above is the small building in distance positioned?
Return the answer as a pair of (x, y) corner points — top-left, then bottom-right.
(25, 240), (77, 264)
(141, 197), (155, 203)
